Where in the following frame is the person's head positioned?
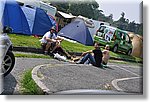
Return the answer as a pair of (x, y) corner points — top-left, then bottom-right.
(105, 45), (110, 50)
(50, 26), (56, 33)
(94, 43), (100, 49)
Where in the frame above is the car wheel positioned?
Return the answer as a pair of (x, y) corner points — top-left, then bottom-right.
(1, 51), (15, 77)
(127, 49), (132, 56)
(112, 45), (118, 52)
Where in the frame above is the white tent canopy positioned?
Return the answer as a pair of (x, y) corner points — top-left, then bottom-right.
(57, 11), (76, 19)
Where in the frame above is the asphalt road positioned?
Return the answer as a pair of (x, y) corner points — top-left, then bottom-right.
(2, 58), (65, 95)
(39, 64), (142, 94)
(2, 57), (143, 95)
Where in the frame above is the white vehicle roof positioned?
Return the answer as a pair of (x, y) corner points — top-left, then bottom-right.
(101, 25), (117, 30)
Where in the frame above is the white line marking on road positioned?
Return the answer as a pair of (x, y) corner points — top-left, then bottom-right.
(110, 65), (141, 77)
(110, 65), (142, 91)
(112, 77), (142, 91)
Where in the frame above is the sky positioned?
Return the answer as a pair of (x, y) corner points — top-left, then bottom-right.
(95, 0), (142, 23)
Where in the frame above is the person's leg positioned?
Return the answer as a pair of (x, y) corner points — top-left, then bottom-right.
(51, 42), (59, 53)
(76, 54), (89, 64)
(85, 59), (90, 64)
(44, 42), (51, 54)
(102, 61), (107, 65)
(87, 54), (96, 66)
(41, 43), (46, 53)
(77, 53), (95, 65)
(54, 46), (71, 59)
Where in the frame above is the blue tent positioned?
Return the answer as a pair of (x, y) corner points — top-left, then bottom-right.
(59, 19), (94, 46)
(21, 6), (56, 36)
(1, 0), (56, 36)
(2, 0), (31, 35)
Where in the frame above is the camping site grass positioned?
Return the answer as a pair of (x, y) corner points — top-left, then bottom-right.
(8, 33), (93, 52)
(9, 34), (142, 62)
(20, 69), (43, 95)
(9, 34), (41, 48)
(14, 52), (51, 59)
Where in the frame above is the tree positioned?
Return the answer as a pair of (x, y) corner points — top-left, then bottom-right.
(126, 19), (129, 24)
(108, 14), (113, 19)
(67, 0), (100, 20)
(42, 0), (143, 35)
(121, 12), (125, 18)
(45, 0), (100, 20)
(114, 12), (127, 30)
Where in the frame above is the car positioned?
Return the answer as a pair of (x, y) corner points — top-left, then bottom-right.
(0, 26), (15, 77)
(94, 25), (133, 55)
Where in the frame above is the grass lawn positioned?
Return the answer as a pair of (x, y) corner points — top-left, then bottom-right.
(9, 34), (41, 48)
(20, 69), (43, 95)
(9, 34), (142, 63)
(14, 52), (52, 59)
(9, 34), (93, 52)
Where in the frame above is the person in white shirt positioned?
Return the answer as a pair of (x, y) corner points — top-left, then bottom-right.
(40, 26), (71, 59)
(40, 26), (62, 54)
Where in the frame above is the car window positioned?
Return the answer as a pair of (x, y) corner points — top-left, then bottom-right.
(117, 31), (126, 40)
(96, 26), (106, 37)
(119, 32), (125, 40)
(117, 31), (122, 38)
(122, 33), (125, 40)
(104, 28), (115, 42)
(125, 34), (130, 42)
(98, 26), (106, 33)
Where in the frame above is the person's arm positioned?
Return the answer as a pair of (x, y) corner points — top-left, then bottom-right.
(102, 50), (107, 54)
(56, 36), (63, 40)
(45, 36), (56, 43)
(81, 50), (92, 57)
(56, 36), (64, 42)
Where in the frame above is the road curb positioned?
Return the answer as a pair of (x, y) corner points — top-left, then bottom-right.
(13, 46), (82, 55)
(32, 64), (52, 95)
(13, 47), (43, 54)
(13, 46), (142, 63)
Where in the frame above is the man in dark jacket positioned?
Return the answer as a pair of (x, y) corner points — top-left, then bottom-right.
(77, 43), (103, 67)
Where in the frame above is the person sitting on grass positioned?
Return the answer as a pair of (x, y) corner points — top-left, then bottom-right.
(102, 45), (110, 65)
(76, 43), (103, 68)
(40, 26), (71, 59)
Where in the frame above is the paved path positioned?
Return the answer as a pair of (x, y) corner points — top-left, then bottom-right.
(33, 63), (142, 94)
(2, 58), (65, 94)
(2, 57), (143, 95)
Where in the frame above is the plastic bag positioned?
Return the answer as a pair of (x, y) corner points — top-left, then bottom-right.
(54, 53), (66, 61)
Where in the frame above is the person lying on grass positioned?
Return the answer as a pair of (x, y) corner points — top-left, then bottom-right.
(40, 26), (71, 59)
(76, 43), (103, 67)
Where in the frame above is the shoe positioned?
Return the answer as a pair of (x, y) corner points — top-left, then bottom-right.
(66, 55), (71, 59)
(76, 61), (82, 64)
(49, 52), (54, 56)
(44, 51), (48, 55)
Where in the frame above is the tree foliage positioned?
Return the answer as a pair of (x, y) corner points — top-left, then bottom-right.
(113, 12), (143, 35)
(42, 0), (143, 35)
(47, 0), (100, 20)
